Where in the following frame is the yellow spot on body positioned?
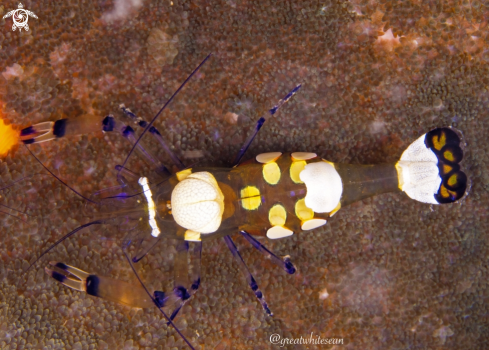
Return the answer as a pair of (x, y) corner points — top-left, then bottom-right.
(433, 132), (446, 150)
(290, 160), (306, 184)
(444, 150), (454, 161)
(176, 168), (192, 181)
(263, 162), (281, 185)
(301, 219), (327, 231)
(0, 118), (19, 157)
(291, 152), (317, 160)
(240, 186), (261, 210)
(266, 226), (293, 239)
(447, 174), (457, 187)
(269, 204), (287, 226)
(294, 198), (314, 221)
(256, 152), (282, 164)
(329, 201), (341, 217)
(443, 164), (453, 174)
(184, 230), (201, 242)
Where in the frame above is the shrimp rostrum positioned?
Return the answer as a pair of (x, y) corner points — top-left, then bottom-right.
(12, 56), (468, 349)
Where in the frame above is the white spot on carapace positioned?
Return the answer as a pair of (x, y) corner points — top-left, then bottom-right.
(300, 161), (343, 213)
(291, 152), (317, 161)
(266, 226), (293, 239)
(256, 152), (282, 164)
(138, 177), (161, 237)
(301, 218), (327, 231)
(171, 172), (224, 233)
(396, 133), (441, 204)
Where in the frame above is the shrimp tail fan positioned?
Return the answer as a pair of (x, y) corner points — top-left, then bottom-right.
(395, 127), (468, 204)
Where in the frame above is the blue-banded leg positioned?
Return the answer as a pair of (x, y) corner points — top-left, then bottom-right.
(103, 115), (171, 178)
(166, 240), (202, 323)
(240, 230), (296, 274)
(232, 83), (302, 166)
(223, 235), (273, 316)
(120, 104), (186, 171)
(19, 114), (171, 178)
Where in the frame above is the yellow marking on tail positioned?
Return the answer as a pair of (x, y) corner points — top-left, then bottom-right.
(443, 164), (453, 175)
(433, 132), (446, 150)
(440, 184), (456, 198)
(0, 118), (19, 157)
(443, 150), (454, 162)
(447, 174), (458, 187)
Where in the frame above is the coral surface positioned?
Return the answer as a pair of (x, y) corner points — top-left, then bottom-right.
(1, 0), (489, 349)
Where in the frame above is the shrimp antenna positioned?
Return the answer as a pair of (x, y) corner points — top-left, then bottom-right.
(0, 173), (45, 192)
(0, 209), (28, 223)
(118, 53), (212, 177)
(24, 145), (98, 204)
(22, 220), (103, 275)
(122, 247), (196, 350)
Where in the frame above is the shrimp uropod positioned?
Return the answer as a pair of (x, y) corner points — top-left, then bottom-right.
(5, 55), (468, 350)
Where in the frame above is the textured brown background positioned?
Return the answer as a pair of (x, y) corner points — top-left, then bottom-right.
(1, 0), (488, 349)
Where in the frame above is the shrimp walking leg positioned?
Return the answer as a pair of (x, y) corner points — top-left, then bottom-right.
(224, 235), (273, 316)
(120, 104), (186, 171)
(240, 230), (296, 274)
(232, 83), (302, 166)
(103, 115), (171, 177)
(167, 240), (202, 322)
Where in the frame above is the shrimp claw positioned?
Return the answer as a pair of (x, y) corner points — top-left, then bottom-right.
(45, 261), (158, 308)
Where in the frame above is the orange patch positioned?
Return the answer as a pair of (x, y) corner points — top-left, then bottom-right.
(0, 118), (19, 157)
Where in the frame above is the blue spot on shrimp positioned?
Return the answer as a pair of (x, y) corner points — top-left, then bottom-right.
(2, 54), (469, 350)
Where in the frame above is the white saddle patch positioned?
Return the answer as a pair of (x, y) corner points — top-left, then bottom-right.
(397, 134), (441, 204)
(299, 161), (343, 213)
(171, 172), (225, 233)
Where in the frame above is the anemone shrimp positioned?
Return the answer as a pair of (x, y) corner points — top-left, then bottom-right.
(0, 55), (468, 349)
